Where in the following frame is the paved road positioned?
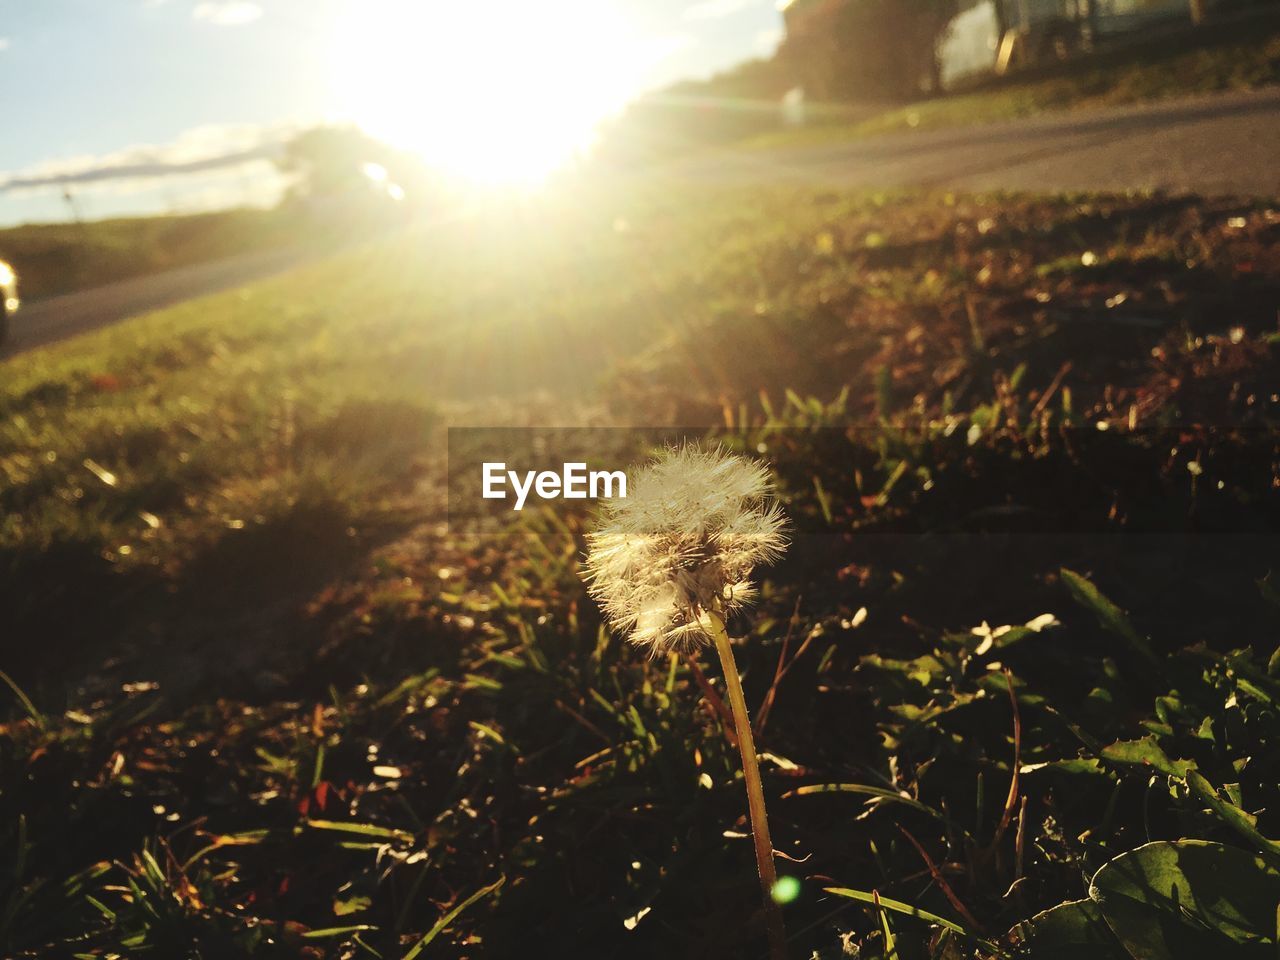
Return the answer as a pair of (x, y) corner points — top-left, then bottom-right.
(5, 89), (1277, 359)
(1, 245), (314, 359)
(666, 87), (1280, 196)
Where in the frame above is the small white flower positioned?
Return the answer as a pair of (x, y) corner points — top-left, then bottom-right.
(584, 445), (788, 654)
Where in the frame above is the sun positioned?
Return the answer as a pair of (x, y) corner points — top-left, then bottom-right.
(331, 0), (653, 185)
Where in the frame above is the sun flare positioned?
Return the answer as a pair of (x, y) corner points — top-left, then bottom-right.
(331, 0), (659, 185)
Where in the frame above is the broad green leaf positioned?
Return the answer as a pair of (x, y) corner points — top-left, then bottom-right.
(333, 895), (372, 916)
(1009, 898), (1130, 959)
(1100, 737), (1194, 778)
(1184, 770), (1280, 859)
(1019, 758), (1107, 777)
(1237, 678), (1275, 706)
(1088, 839), (1280, 959)
(1060, 569), (1159, 666)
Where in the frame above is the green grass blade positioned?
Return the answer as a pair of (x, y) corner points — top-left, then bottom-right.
(824, 886), (968, 936)
(875, 890), (897, 959)
(302, 924), (378, 939)
(0, 669), (44, 730)
(1060, 568), (1160, 667)
(403, 876), (504, 959)
(785, 783), (943, 820)
(305, 820), (415, 844)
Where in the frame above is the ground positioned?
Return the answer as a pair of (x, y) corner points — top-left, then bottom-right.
(1, 185), (1279, 958)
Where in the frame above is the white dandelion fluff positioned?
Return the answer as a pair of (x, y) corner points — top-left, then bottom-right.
(584, 445), (788, 654)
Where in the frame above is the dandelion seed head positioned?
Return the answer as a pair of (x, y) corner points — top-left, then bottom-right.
(584, 445), (788, 654)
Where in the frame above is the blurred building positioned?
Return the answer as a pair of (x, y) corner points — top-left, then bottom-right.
(781, 0), (1256, 98)
(777, 0), (850, 100)
(778, 0), (845, 39)
(939, 0), (1247, 87)
(778, 0), (951, 101)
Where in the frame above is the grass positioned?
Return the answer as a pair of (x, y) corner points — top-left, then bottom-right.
(746, 19), (1280, 150)
(0, 207), (302, 300)
(1, 183), (1279, 957)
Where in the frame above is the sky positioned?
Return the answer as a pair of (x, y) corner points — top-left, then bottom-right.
(0, 0), (786, 226)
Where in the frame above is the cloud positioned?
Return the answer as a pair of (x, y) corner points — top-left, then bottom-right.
(0, 38), (11, 51)
(683, 0), (756, 20)
(0, 123), (297, 194)
(192, 2), (263, 26)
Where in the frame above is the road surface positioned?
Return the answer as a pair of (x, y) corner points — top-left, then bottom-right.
(2, 246), (315, 359)
(665, 87), (1280, 197)
(5, 88), (1278, 358)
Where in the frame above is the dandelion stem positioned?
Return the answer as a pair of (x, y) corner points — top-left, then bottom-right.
(708, 606), (788, 960)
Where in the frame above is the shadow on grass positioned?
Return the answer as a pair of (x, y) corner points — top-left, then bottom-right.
(0, 398), (439, 707)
